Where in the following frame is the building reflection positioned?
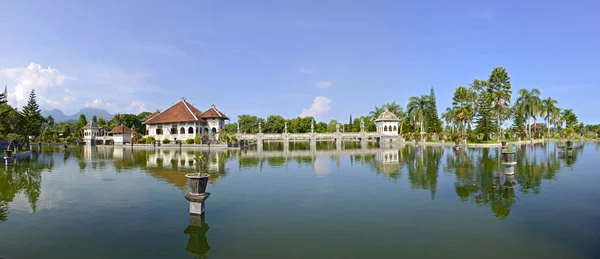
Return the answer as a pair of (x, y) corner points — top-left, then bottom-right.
(184, 214), (211, 258)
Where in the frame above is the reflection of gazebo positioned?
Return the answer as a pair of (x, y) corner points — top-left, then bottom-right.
(374, 149), (401, 178)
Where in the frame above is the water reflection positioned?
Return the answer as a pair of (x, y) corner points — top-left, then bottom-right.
(0, 152), (54, 222)
(1, 141), (593, 223)
(185, 214), (211, 258)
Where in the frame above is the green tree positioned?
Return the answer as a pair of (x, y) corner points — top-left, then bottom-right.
(451, 86), (475, 136)
(97, 117), (108, 136)
(516, 88), (541, 138)
(368, 106), (384, 121)
(19, 90), (43, 145)
(540, 97), (558, 137)
(561, 109), (578, 129)
(264, 115), (286, 133)
(0, 85), (6, 105)
(407, 95), (430, 139)
(315, 122), (328, 133)
(511, 106), (526, 134)
(0, 103), (20, 137)
(75, 114), (88, 140)
(327, 120), (339, 132)
(487, 67), (512, 141)
(425, 87), (443, 133)
(224, 123), (238, 134)
(237, 114), (263, 134)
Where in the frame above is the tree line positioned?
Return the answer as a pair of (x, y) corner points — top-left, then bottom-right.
(0, 89), (152, 144)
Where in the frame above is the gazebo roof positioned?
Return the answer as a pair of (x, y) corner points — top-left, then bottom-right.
(108, 124), (133, 134)
(375, 108), (400, 122)
(83, 120), (99, 129)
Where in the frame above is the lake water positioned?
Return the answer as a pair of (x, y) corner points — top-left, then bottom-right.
(1, 142), (599, 258)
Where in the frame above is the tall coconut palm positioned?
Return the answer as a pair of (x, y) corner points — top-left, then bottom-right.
(452, 86), (475, 136)
(487, 67), (512, 141)
(407, 95), (430, 139)
(383, 102), (404, 118)
(540, 97), (558, 137)
(97, 117), (109, 136)
(551, 107), (562, 135)
(369, 106), (384, 121)
(441, 107), (456, 133)
(516, 88), (542, 138)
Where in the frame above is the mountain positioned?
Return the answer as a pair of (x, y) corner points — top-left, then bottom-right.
(42, 108), (114, 122)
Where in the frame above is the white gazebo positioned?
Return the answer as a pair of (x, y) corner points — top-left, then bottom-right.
(82, 121), (100, 145)
(375, 108), (400, 143)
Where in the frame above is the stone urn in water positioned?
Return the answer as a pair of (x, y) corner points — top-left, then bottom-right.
(501, 146), (516, 163)
(186, 155), (211, 195)
(566, 140), (573, 149)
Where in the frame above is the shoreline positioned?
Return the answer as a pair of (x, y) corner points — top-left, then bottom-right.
(30, 138), (598, 150)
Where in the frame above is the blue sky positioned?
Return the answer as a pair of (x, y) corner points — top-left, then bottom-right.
(1, 0), (599, 124)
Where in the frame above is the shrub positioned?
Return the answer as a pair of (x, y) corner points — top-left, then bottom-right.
(425, 135), (433, 142)
(194, 136), (201, 144)
(138, 137), (146, 144)
(438, 134), (444, 141)
(186, 138), (194, 144)
(451, 132), (461, 141)
(467, 132), (479, 143)
(162, 138), (171, 144)
(146, 136), (155, 144)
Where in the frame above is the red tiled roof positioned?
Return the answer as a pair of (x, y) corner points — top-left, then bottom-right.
(108, 124), (133, 134)
(200, 105), (229, 120)
(141, 110), (161, 123)
(144, 99), (205, 124)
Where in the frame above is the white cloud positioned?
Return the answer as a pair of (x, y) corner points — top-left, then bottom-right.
(313, 158), (332, 176)
(300, 96), (332, 118)
(315, 81), (333, 88)
(85, 98), (118, 111)
(1, 62), (76, 109)
(83, 99), (147, 114)
(127, 100), (147, 113)
(297, 68), (315, 76)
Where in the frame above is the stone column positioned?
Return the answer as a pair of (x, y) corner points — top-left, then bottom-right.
(257, 122), (263, 151)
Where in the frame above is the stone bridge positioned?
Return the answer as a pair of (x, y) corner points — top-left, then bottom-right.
(236, 120), (397, 150)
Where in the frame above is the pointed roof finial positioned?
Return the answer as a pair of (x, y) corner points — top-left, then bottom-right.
(182, 97), (186, 101)
(211, 104), (215, 108)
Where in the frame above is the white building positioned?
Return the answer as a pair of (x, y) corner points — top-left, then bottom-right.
(375, 108), (400, 143)
(142, 98), (230, 142)
(82, 120), (100, 145)
(108, 124), (133, 144)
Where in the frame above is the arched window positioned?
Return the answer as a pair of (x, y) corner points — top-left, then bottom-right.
(204, 128), (209, 134)
(393, 126), (397, 132)
(195, 127), (198, 134)
(188, 127), (194, 134)
(384, 125), (388, 132)
(180, 127), (185, 134)
(212, 127), (217, 134)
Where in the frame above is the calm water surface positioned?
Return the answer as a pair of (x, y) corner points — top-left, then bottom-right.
(1, 142), (599, 258)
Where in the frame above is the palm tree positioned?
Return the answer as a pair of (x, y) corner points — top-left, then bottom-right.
(98, 117), (109, 136)
(383, 102), (404, 118)
(452, 86), (475, 136)
(441, 107), (456, 133)
(369, 106), (384, 121)
(488, 67), (512, 141)
(407, 95), (429, 139)
(516, 88), (542, 138)
(551, 107), (562, 135)
(540, 97), (558, 137)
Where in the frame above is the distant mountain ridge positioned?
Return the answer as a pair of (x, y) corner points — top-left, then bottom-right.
(42, 108), (114, 122)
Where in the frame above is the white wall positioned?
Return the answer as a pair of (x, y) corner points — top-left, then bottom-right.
(113, 133), (132, 144)
(145, 119), (226, 142)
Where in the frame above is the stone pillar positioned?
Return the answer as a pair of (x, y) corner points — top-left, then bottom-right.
(185, 193), (211, 215)
(258, 122), (262, 134)
(284, 122), (287, 134)
(237, 122), (240, 135)
(311, 120), (314, 133)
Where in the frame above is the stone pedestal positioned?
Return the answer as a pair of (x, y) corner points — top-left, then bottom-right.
(502, 162), (517, 175)
(185, 193), (211, 215)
